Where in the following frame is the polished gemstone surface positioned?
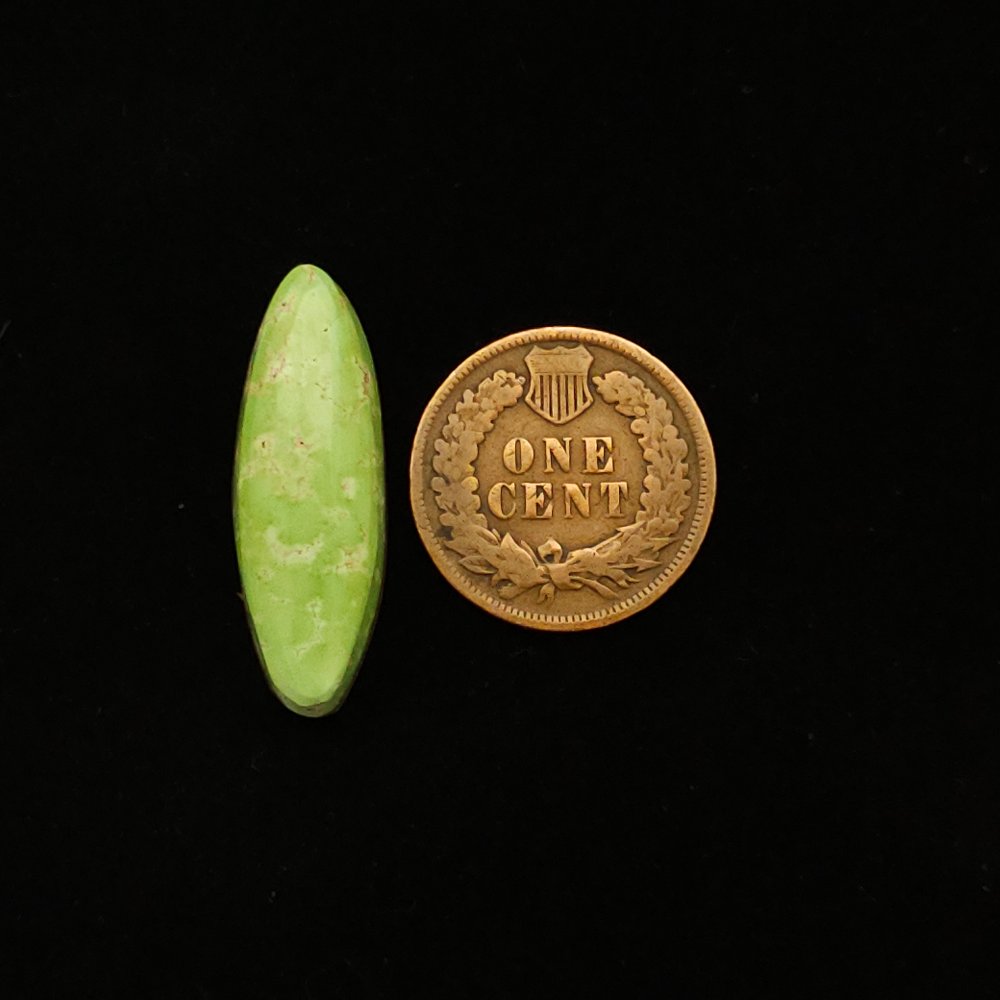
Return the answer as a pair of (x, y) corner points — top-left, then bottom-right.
(234, 265), (384, 715)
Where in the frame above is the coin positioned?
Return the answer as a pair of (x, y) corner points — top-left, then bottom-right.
(409, 327), (716, 630)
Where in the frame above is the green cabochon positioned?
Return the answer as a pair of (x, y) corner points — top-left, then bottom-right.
(234, 265), (385, 715)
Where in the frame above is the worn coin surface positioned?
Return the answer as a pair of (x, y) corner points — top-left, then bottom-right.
(409, 327), (716, 630)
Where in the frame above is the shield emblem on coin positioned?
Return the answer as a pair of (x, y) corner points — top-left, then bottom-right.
(523, 345), (595, 424)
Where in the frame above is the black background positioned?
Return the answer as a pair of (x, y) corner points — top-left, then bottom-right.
(2, 5), (996, 997)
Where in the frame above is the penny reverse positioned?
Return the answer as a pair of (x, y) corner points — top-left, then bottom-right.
(409, 327), (715, 630)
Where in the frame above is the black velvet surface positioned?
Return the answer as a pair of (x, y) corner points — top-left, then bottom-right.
(2, 6), (995, 996)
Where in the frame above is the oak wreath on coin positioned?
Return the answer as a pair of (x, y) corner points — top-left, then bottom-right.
(410, 328), (715, 630)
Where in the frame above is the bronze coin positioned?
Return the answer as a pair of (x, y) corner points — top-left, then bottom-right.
(409, 327), (716, 630)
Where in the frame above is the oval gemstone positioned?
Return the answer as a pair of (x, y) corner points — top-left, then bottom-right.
(234, 265), (385, 716)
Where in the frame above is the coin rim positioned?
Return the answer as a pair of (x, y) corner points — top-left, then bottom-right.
(409, 326), (716, 631)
